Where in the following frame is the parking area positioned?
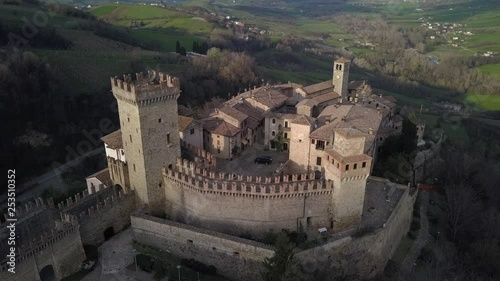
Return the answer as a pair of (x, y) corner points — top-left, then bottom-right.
(216, 144), (289, 177)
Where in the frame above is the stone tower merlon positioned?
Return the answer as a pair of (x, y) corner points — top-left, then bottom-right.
(110, 70), (181, 104)
(111, 70), (181, 216)
(332, 58), (350, 103)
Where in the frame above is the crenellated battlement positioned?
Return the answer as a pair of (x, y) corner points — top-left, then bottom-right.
(55, 189), (91, 210)
(179, 141), (216, 171)
(4, 197), (54, 223)
(163, 164), (333, 199)
(60, 190), (134, 222)
(0, 221), (79, 271)
(111, 70), (180, 105)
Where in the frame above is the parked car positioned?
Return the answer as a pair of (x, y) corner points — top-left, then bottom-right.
(255, 156), (272, 164)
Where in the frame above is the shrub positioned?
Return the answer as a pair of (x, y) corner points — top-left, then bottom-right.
(136, 254), (154, 273)
(180, 258), (217, 275)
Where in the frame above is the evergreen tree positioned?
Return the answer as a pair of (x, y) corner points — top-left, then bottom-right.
(262, 232), (301, 281)
(192, 41), (199, 53)
(179, 46), (187, 56)
(175, 40), (181, 53)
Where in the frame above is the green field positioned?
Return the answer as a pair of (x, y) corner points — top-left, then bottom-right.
(478, 64), (500, 79)
(465, 94), (500, 111)
(418, 113), (469, 141)
(130, 29), (202, 52)
(90, 4), (213, 35)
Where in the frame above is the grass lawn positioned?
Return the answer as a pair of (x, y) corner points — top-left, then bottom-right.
(418, 113), (469, 141)
(478, 64), (500, 79)
(130, 29), (204, 52)
(373, 88), (433, 108)
(465, 93), (500, 111)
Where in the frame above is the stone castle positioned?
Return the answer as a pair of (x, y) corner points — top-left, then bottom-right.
(0, 58), (417, 281)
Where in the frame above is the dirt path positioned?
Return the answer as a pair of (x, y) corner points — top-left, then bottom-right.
(399, 191), (431, 278)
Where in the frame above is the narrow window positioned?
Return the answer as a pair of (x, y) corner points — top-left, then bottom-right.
(158, 118), (162, 123)
(354, 163), (358, 170)
(284, 133), (288, 139)
(190, 128), (195, 135)
(129, 135), (132, 143)
(284, 121), (288, 128)
(346, 164), (349, 171)
(311, 139), (315, 144)
(362, 162), (366, 168)
(316, 157), (322, 166)
(127, 117), (130, 122)
(167, 133), (171, 144)
(133, 164), (136, 172)
(272, 131), (276, 137)
(272, 119), (276, 124)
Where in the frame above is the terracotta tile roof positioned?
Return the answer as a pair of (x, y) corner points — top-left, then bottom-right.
(219, 106), (248, 123)
(85, 168), (111, 184)
(202, 118), (241, 137)
(342, 105), (384, 133)
(296, 98), (318, 107)
(310, 92), (340, 104)
(101, 130), (122, 149)
(247, 118), (260, 129)
(348, 80), (365, 90)
(249, 89), (288, 108)
(325, 149), (371, 163)
(370, 94), (397, 109)
(301, 80), (334, 95)
(261, 112), (297, 119)
(292, 115), (316, 126)
(334, 127), (367, 139)
(178, 116), (194, 132)
(232, 101), (264, 121)
(310, 122), (336, 140)
(336, 57), (351, 64)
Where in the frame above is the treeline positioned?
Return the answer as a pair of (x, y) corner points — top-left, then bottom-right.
(0, 21), (72, 49)
(335, 15), (499, 96)
(179, 48), (261, 108)
(0, 49), (118, 189)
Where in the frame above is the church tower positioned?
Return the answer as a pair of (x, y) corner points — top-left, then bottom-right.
(333, 58), (350, 102)
(324, 128), (372, 231)
(111, 71), (181, 215)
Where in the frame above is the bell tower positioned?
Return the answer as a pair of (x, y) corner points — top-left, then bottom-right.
(111, 71), (181, 215)
(333, 58), (350, 102)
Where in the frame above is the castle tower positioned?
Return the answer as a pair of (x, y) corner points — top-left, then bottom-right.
(324, 128), (371, 231)
(111, 71), (181, 214)
(333, 58), (350, 102)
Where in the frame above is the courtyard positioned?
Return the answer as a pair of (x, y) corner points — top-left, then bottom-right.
(215, 143), (289, 177)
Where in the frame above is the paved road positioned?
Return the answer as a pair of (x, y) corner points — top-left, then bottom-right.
(0, 147), (103, 205)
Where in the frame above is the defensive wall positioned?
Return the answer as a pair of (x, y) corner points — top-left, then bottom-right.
(135, 177), (417, 281)
(164, 158), (334, 237)
(295, 178), (417, 280)
(180, 140), (216, 171)
(0, 222), (86, 281)
(59, 188), (136, 246)
(131, 212), (274, 281)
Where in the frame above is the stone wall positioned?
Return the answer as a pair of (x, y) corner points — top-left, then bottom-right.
(62, 190), (136, 246)
(0, 223), (86, 281)
(164, 163), (334, 237)
(295, 184), (417, 280)
(113, 71), (181, 214)
(131, 213), (274, 281)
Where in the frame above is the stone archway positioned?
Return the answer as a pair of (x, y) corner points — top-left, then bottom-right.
(39, 265), (57, 281)
(104, 226), (115, 241)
